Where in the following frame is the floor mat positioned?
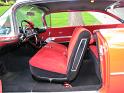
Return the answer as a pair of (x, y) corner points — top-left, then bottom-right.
(0, 45), (37, 72)
(71, 60), (101, 86)
(2, 69), (100, 92)
(1, 60), (101, 92)
(0, 45), (101, 92)
(2, 70), (64, 92)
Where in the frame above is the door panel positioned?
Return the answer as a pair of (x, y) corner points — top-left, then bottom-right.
(39, 27), (75, 43)
(39, 24), (124, 43)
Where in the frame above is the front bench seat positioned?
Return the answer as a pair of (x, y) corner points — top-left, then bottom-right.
(29, 27), (91, 82)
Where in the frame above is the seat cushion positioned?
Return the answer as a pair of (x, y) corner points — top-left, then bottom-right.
(29, 46), (67, 74)
(44, 42), (67, 56)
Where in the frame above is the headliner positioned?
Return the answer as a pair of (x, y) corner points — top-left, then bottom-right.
(34, 0), (118, 13)
(16, 0), (122, 13)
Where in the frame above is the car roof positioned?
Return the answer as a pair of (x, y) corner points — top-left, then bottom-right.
(16, 0), (122, 3)
(15, 0), (122, 13)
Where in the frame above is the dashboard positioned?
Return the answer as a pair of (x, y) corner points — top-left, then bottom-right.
(24, 28), (37, 38)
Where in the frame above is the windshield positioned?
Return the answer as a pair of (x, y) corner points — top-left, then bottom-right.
(16, 5), (44, 29)
(107, 1), (124, 20)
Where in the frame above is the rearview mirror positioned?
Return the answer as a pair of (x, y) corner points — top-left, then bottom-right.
(26, 12), (35, 16)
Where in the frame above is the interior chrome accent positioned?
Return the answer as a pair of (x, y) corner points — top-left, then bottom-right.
(71, 39), (87, 71)
(45, 36), (72, 42)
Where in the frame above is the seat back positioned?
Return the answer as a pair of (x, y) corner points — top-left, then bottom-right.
(67, 27), (91, 81)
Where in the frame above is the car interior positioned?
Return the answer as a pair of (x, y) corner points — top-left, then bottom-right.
(0, 2), (124, 92)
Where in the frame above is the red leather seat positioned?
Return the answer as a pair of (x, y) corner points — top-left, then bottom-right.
(30, 44), (67, 74)
(29, 27), (91, 82)
(44, 42), (67, 56)
(89, 45), (98, 59)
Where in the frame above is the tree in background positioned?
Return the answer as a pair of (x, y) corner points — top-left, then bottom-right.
(4, 0), (8, 3)
(0, 0), (15, 6)
(69, 12), (84, 26)
(0, 0), (8, 3)
(0, 0), (15, 3)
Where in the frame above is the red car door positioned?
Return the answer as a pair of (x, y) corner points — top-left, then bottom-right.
(0, 80), (2, 93)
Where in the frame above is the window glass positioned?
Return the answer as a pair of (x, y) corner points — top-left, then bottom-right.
(45, 14), (51, 27)
(16, 5), (44, 28)
(46, 11), (121, 28)
(0, 14), (11, 36)
(46, 12), (69, 27)
(52, 12), (69, 27)
(82, 12), (101, 25)
(107, 1), (124, 20)
(0, 6), (11, 16)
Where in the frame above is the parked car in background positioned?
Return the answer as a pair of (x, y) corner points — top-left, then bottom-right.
(0, 0), (124, 93)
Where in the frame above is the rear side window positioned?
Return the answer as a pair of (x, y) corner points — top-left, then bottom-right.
(45, 11), (120, 28)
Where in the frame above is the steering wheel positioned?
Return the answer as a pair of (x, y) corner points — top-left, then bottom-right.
(21, 20), (34, 30)
(20, 20), (42, 48)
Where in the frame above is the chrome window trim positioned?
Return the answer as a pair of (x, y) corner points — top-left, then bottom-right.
(110, 72), (124, 75)
(45, 36), (72, 42)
